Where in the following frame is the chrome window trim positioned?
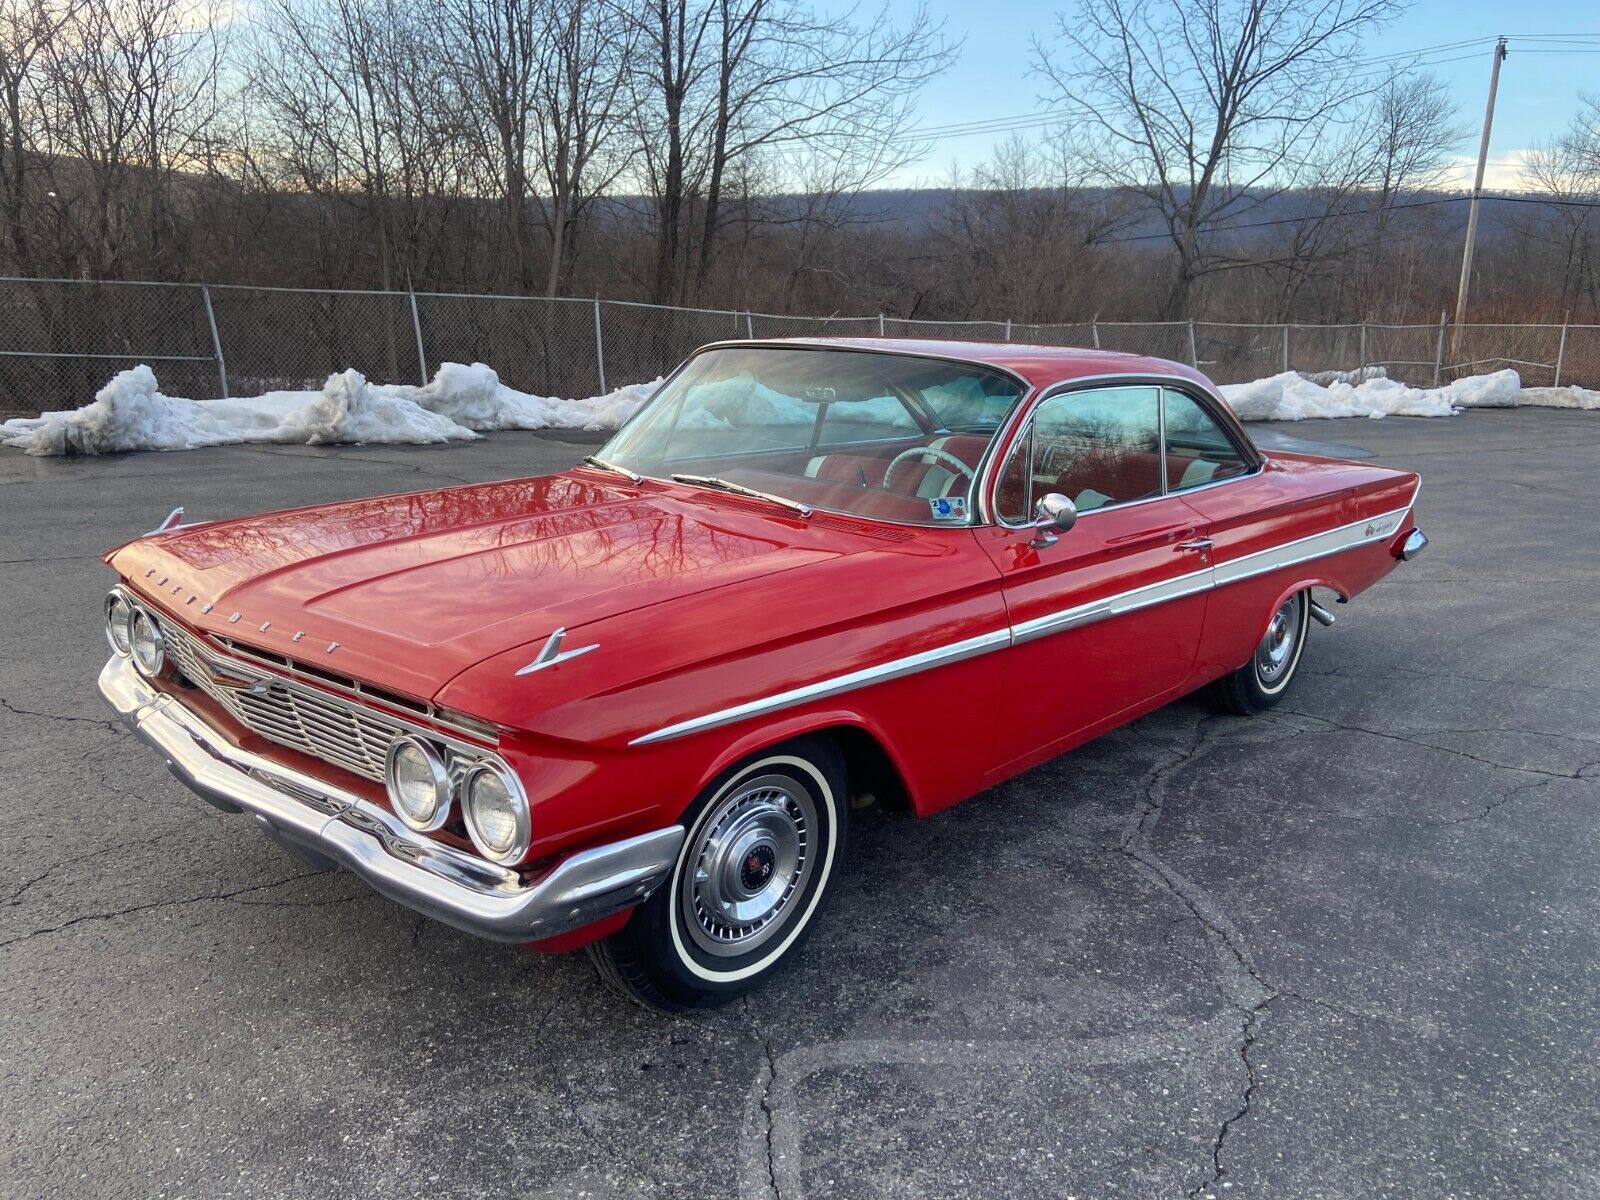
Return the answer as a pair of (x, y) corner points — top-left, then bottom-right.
(983, 373), (1263, 531)
(630, 490), (1419, 746)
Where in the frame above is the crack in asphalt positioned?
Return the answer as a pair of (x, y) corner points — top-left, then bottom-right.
(5, 824), (201, 907)
(1277, 709), (1600, 783)
(0, 694), (119, 729)
(1117, 718), (1294, 1199)
(0, 870), (328, 949)
(1303, 663), (1600, 699)
(744, 995), (783, 1200)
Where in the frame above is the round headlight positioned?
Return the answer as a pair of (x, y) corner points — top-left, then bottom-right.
(128, 607), (165, 677)
(105, 591), (134, 656)
(385, 737), (451, 832)
(462, 763), (530, 864)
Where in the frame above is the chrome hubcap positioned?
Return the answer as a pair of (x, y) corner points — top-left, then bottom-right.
(1255, 597), (1301, 684)
(681, 775), (815, 957)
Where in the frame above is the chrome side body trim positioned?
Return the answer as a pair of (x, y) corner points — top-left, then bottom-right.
(632, 493), (1419, 745)
(629, 628), (1013, 745)
(1211, 505), (1409, 587)
(100, 655), (684, 943)
(1010, 565), (1213, 645)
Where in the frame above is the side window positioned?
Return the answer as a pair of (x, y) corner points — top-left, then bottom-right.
(1162, 391), (1248, 491)
(1019, 385), (1163, 515)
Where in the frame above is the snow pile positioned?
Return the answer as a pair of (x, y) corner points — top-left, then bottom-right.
(0, 362), (662, 456)
(1519, 385), (1600, 410)
(416, 361), (659, 432)
(1220, 368), (1528, 421)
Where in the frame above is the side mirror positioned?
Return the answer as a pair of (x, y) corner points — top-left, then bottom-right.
(1029, 492), (1077, 548)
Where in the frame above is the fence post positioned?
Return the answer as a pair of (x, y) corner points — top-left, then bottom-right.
(200, 285), (228, 398)
(1433, 310), (1447, 387)
(1187, 319), (1198, 367)
(1554, 312), (1569, 387)
(1358, 322), (1367, 373)
(746, 311), (754, 339)
(1282, 324), (1290, 373)
(407, 286), (427, 384)
(878, 312), (885, 336)
(593, 297), (606, 394)
(1091, 317), (1100, 349)
(1004, 318), (1012, 341)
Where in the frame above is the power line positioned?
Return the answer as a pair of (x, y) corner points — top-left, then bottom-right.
(908, 39), (1508, 144)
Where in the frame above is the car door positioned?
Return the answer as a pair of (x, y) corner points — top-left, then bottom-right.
(975, 383), (1213, 772)
(1159, 386), (1347, 678)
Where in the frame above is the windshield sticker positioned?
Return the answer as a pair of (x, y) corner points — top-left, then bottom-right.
(928, 496), (968, 522)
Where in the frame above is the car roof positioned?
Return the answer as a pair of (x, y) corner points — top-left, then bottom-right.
(751, 336), (1215, 394)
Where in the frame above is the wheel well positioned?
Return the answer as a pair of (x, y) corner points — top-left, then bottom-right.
(821, 725), (911, 813)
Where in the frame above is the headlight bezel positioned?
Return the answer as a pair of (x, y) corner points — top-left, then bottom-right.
(105, 588), (135, 657)
(128, 604), (166, 677)
(460, 760), (532, 865)
(384, 735), (453, 833)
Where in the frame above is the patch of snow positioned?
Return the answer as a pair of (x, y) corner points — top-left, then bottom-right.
(0, 362), (661, 456)
(1220, 368), (1530, 421)
(1516, 385), (1600, 410)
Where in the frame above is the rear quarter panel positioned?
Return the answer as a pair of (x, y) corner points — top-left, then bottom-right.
(1182, 452), (1419, 675)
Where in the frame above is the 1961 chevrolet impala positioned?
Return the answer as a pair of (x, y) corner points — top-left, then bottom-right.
(99, 339), (1425, 1010)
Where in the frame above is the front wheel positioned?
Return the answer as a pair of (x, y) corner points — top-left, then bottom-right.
(1210, 590), (1311, 715)
(588, 736), (848, 1012)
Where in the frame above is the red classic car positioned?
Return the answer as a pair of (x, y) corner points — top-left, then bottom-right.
(99, 339), (1425, 1010)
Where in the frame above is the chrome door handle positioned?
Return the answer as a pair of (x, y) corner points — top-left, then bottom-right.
(1177, 537), (1214, 552)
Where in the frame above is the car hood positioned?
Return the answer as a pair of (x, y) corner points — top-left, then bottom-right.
(108, 473), (849, 700)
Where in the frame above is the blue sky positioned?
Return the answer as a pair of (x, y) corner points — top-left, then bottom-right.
(884, 0), (1599, 189)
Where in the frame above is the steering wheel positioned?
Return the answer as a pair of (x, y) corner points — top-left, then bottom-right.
(881, 446), (976, 495)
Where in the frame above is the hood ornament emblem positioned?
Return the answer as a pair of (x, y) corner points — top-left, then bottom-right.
(516, 627), (598, 676)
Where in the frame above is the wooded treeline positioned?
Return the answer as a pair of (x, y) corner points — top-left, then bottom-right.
(2, 0), (1597, 323)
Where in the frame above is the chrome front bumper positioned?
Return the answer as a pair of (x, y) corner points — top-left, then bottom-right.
(99, 656), (683, 943)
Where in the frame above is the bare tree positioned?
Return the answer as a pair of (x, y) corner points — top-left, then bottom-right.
(631, 0), (952, 304)
(0, 0), (78, 271)
(1519, 96), (1600, 317)
(249, 0), (470, 290)
(1034, 0), (1401, 317)
(532, 0), (638, 296)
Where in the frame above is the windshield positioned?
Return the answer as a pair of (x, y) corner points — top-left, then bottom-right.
(597, 346), (1029, 526)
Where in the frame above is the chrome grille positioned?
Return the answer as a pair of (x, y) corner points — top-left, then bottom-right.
(159, 619), (403, 783)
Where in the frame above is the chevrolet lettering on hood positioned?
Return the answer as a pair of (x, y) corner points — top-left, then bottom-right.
(97, 337), (1425, 1013)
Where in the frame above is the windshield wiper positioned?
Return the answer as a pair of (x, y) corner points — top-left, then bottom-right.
(670, 473), (813, 518)
(581, 455), (641, 482)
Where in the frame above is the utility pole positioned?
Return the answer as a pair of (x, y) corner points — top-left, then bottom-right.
(1450, 36), (1508, 363)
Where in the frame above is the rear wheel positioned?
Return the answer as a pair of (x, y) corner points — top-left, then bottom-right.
(588, 736), (847, 1013)
(1210, 590), (1311, 715)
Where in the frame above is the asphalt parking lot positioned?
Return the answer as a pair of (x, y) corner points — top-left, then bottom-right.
(3, 409), (1597, 1199)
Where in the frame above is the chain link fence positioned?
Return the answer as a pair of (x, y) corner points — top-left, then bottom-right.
(3, 276), (1598, 420)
